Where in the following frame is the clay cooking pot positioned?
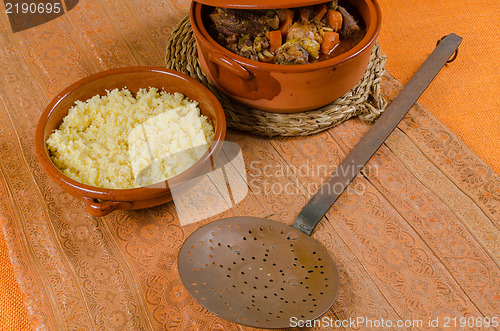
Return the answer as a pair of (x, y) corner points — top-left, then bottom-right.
(190, 0), (382, 113)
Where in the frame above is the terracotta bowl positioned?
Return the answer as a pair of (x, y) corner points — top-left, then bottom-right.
(35, 67), (226, 217)
(190, 0), (381, 113)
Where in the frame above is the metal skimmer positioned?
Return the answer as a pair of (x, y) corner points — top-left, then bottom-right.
(178, 34), (462, 328)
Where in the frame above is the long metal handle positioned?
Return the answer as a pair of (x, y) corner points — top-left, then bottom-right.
(292, 33), (462, 235)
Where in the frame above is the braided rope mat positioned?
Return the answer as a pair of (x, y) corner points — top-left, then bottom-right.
(165, 16), (387, 137)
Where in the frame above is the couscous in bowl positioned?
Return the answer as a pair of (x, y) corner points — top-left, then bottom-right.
(35, 67), (226, 217)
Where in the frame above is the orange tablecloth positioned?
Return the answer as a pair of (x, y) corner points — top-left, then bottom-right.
(377, 0), (500, 174)
(1, 0), (498, 329)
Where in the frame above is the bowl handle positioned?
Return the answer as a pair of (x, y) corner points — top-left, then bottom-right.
(83, 197), (134, 217)
(208, 53), (253, 81)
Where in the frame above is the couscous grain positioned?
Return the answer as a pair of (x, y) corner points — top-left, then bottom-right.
(46, 87), (214, 189)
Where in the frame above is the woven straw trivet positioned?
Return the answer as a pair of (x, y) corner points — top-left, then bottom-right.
(165, 16), (387, 137)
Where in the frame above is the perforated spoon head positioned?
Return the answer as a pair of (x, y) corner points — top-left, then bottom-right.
(178, 217), (340, 328)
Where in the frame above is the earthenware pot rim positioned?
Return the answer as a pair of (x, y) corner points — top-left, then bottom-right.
(192, 0), (330, 9)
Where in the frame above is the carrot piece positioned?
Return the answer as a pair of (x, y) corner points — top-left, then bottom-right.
(327, 10), (343, 31)
(321, 31), (340, 55)
(266, 30), (282, 53)
(313, 4), (327, 22)
(299, 7), (311, 22)
(279, 9), (294, 36)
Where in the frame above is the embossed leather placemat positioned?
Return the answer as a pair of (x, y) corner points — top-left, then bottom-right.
(1, 1), (499, 330)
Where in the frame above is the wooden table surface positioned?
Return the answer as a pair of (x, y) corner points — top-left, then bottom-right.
(0, 0), (499, 330)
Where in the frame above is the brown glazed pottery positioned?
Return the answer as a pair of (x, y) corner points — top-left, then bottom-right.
(190, 0), (382, 113)
(35, 67), (226, 217)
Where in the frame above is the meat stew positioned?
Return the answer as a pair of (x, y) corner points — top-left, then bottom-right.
(206, 0), (366, 65)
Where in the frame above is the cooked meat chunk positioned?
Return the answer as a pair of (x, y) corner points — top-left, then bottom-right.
(337, 6), (360, 37)
(274, 40), (309, 65)
(210, 8), (279, 37)
(253, 36), (269, 52)
(286, 22), (322, 43)
(275, 38), (320, 64)
(225, 34), (271, 61)
(296, 38), (320, 59)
